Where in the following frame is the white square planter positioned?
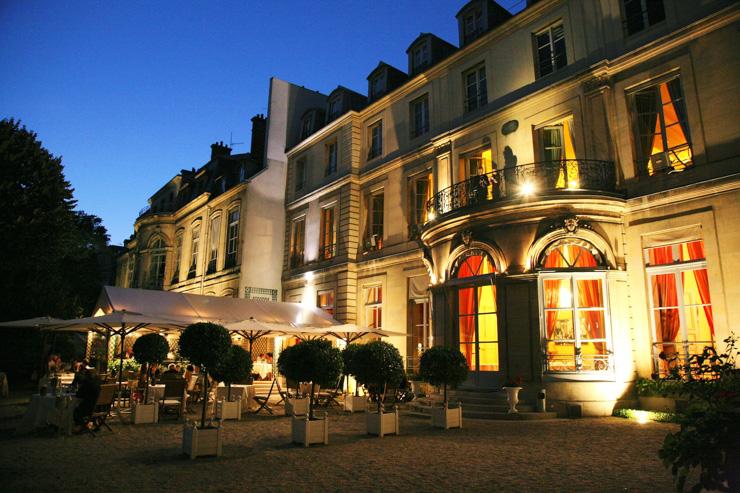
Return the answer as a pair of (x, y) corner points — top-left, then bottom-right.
(291, 415), (329, 447)
(133, 402), (159, 424)
(431, 405), (463, 429)
(366, 408), (399, 437)
(344, 394), (367, 413)
(216, 399), (241, 420)
(285, 396), (309, 416)
(182, 423), (222, 459)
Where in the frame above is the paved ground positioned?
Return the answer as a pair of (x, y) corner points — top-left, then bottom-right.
(0, 393), (680, 492)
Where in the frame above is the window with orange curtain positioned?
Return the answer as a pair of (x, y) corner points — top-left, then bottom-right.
(453, 250), (499, 373)
(645, 239), (714, 376)
(539, 240), (609, 372)
(364, 285), (382, 330)
(632, 77), (692, 176)
(537, 117), (578, 189)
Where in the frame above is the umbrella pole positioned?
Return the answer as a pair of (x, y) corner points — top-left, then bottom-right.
(118, 328), (126, 392)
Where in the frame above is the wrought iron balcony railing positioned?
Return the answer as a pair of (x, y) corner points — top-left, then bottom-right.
(425, 159), (616, 224)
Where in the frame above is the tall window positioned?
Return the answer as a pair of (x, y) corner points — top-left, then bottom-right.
(207, 215), (221, 274)
(148, 238), (167, 289)
(410, 95), (429, 138)
(365, 285), (383, 329)
(289, 217), (305, 268)
(645, 240), (714, 376)
(631, 77), (692, 176)
(623, 0), (665, 35)
(225, 208), (239, 268)
(464, 64), (487, 112)
(126, 255), (136, 288)
(454, 250), (499, 373)
(370, 73), (385, 100)
(368, 120), (383, 160)
(320, 206), (336, 260)
(172, 232), (183, 283)
(408, 298), (431, 373)
(317, 290), (335, 316)
(188, 226), (200, 279)
(535, 23), (567, 78)
(412, 42), (430, 73)
(295, 158), (307, 193)
(300, 113), (314, 140)
(366, 191), (384, 251)
(463, 7), (484, 44)
(536, 117), (578, 189)
(539, 240), (610, 372)
(325, 141), (337, 176)
(410, 172), (433, 227)
(327, 96), (342, 121)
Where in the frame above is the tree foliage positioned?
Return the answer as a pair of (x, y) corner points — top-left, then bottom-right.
(342, 343), (363, 395)
(212, 345), (253, 400)
(132, 333), (169, 366)
(352, 341), (405, 413)
(419, 346), (468, 404)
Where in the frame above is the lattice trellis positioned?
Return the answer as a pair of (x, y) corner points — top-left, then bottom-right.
(244, 286), (278, 301)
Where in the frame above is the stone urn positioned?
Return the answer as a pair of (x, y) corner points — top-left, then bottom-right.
(503, 386), (522, 413)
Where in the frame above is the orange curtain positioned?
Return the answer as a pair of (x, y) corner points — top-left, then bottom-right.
(578, 280), (605, 353)
(686, 242), (714, 337)
(458, 288), (475, 368)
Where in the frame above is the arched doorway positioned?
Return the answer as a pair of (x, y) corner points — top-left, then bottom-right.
(451, 248), (501, 387)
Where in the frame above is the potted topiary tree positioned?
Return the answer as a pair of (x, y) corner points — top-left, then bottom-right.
(419, 346), (468, 429)
(178, 322), (231, 459)
(353, 340), (405, 437)
(131, 333), (169, 424)
(277, 339), (343, 447)
(211, 345), (252, 421)
(277, 344), (309, 417)
(342, 343), (367, 412)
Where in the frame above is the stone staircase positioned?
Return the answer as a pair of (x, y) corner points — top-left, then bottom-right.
(408, 388), (557, 420)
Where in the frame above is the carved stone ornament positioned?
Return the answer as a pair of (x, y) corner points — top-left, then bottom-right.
(582, 75), (610, 94)
(461, 230), (473, 247)
(563, 217), (580, 233)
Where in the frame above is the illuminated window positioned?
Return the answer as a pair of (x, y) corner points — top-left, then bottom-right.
(463, 63), (487, 112)
(317, 290), (335, 316)
(409, 171), (433, 226)
(536, 117), (578, 189)
(319, 206), (336, 260)
(207, 215), (220, 274)
(147, 238), (167, 289)
(410, 94), (429, 138)
(631, 77), (692, 176)
(535, 23), (567, 78)
(539, 240), (610, 372)
(325, 141), (337, 176)
(188, 226), (200, 279)
(645, 240), (714, 376)
(408, 298), (431, 372)
(365, 286), (382, 329)
(289, 217), (305, 268)
(453, 250), (499, 373)
(622, 0), (665, 36)
(225, 208), (239, 268)
(172, 231), (183, 283)
(368, 120), (383, 160)
(457, 148), (494, 204)
(365, 191), (384, 251)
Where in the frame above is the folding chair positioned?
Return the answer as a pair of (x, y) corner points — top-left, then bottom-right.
(253, 379), (284, 415)
(317, 376), (344, 408)
(160, 380), (187, 420)
(89, 384), (117, 434)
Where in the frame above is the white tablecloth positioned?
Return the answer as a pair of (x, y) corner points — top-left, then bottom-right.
(146, 384), (166, 403)
(253, 362), (272, 379)
(216, 384), (254, 410)
(16, 394), (79, 435)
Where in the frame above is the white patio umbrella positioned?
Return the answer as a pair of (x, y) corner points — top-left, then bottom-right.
(0, 316), (67, 328)
(324, 323), (406, 344)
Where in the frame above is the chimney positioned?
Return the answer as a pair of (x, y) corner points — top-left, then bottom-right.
(210, 141), (231, 160)
(250, 114), (267, 166)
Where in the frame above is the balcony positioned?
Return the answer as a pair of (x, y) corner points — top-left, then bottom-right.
(425, 159), (617, 224)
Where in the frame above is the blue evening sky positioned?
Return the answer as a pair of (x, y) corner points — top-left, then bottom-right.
(1, 0), (525, 245)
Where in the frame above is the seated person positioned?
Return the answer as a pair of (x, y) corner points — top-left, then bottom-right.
(183, 364), (194, 383)
(159, 363), (182, 381)
(73, 367), (101, 431)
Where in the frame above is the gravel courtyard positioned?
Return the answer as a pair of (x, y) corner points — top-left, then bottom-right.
(0, 396), (679, 493)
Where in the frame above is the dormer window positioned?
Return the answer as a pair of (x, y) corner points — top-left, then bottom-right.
(463, 7), (484, 44)
(301, 113), (314, 140)
(412, 43), (430, 73)
(328, 96), (342, 121)
(370, 72), (386, 100)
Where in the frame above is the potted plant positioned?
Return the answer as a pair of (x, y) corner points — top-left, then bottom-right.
(277, 344), (309, 416)
(353, 341), (405, 437)
(342, 343), (367, 412)
(178, 322), (231, 458)
(277, 339), (343, 447)
(211, 345), (252, 420)
(131, 333), (169, 424)
(502, 375), (523, 414)
(419, 346), (468, 429)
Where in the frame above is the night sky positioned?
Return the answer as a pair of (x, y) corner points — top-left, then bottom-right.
(1, 0), (525, 245)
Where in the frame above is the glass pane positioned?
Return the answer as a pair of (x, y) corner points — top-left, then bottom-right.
(477, 285), (496, 313)
(647, 245), (674, 265)
(478, 342), (499, 372)
(653, 308), (680, 343)
(681, 269), (706, 306)
(576, 279), (603, 308)
(458, 315), (475, 344)
(680, 240), (705, 261)
(581, 348), (609, 371)
(477, 314), (498, 342)
(651, 273), (677, 308)
(458, 288), (475, 316)
(578, 310), (605, 340)
(545, 310), (574, 340)
(544, 279), (572, 308)
(460, 343), (476, 371)
(547, 341), (575, 371)
(684, 305), (713, 344)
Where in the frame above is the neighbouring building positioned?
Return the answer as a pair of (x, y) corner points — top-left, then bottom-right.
(281, 0), (740, 416)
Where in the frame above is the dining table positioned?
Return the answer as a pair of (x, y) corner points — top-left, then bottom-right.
(16, 393), (79, 436)
(146, 384), (166, 403)
(216, 384), (254, 411)
(253, 362), (273, 380)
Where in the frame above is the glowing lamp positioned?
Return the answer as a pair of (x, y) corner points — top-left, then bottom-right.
(634, 410), (649, 424)
(427, 211), (436, 221)
(521, 182), (535, 196)
(304, 271), (314, 283)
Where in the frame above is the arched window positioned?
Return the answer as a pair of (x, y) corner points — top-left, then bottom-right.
(148, 237), (167, 289)
(452, 249), (499, 377)
(538, 239), (610, 373)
